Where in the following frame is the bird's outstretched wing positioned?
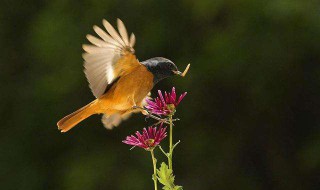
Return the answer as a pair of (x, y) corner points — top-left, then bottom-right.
(83, 19), (139, 98)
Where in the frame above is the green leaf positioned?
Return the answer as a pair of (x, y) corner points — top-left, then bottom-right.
(157, 163), (183, 190)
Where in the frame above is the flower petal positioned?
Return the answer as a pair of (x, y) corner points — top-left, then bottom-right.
(123, 125), (167, 150)
(171, 87), (176, 101)
(177, 92), (187, 105)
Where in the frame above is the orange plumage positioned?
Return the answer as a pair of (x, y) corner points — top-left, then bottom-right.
(57, 19), (183, 132)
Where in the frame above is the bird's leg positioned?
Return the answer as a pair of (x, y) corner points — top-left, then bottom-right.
(132, 106), (170, 125)
(132, 105), (149, 115)
(132, 105), (162, 120)
(132, 105), (146, 111)
(129, 97), (149, 115)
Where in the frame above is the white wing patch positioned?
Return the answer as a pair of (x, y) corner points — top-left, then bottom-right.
(102, 112), (132, 130)
(83, 19), (136, 98)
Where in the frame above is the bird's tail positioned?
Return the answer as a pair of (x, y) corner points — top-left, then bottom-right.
(57, 100), (98, 132)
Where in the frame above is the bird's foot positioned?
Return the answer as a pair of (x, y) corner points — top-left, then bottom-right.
(132, 106), (178, 125)
(171, 118), (180, 122)
(132, 105), (149, 115)
(146, 114), (171, 125)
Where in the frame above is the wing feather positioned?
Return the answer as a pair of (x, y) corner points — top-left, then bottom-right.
(86, 34), (115, 48)
(129, 33), (136, 47)
(102, 19), (126, 47)
(83, 19), (139, 98)
(82, 53), (110, 62)
(83, 45), (115, 54)
(117, 19), (129, 46)
(93, 26), (122, 48)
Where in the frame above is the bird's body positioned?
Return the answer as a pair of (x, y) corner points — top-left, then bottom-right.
(57, 19), (185, 132)
(98, 63), (153, 112)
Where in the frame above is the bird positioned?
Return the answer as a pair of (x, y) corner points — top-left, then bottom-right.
(57, 19), (190, 132)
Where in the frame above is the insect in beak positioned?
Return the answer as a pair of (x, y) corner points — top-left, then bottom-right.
(173, 63), (190, 77)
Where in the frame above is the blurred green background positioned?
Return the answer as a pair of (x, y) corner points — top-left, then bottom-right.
(1, 0), (320, 189)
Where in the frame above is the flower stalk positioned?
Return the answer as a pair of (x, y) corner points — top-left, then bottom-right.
(124, 87), (187, 190)
(151, 150), (158, 190)
(168, 114), (173, 170)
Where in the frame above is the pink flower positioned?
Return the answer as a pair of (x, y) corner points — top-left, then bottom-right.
(122, 124), (167, 150)
(145, 87), (187, 116)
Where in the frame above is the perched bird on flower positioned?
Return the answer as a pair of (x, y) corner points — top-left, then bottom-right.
(57, 19), (190, 132)
(122, 124), (167, 150)
(145, 87), (187, 116)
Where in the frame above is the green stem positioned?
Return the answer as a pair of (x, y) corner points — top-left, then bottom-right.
(168, 115), (173, 169)
(151, 150), (158, 190)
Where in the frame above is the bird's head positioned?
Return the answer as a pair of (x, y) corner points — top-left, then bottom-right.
(142, 57), (184, 84)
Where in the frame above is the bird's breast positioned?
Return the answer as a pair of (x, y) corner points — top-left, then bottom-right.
(99, 65), (154, 111)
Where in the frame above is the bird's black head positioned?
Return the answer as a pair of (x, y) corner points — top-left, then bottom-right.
(141, 57), (179, 84)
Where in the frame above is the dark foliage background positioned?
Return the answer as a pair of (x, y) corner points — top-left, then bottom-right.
(1, 0), (320, 189)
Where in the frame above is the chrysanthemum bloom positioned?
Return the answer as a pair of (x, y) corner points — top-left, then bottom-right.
(145, 87), (187, 116)
(123, 125), (167, 151)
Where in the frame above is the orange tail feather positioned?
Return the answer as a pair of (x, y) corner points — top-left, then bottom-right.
(57, 100), (98, 132)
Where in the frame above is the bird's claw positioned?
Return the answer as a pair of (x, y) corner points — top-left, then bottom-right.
(145, 115), (171, 125)
(159, 118), (171, 125)
(172, 118), (180, 122)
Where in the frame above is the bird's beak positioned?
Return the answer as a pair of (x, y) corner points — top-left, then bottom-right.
(173, 70), (183, 76)
(173, 63), (190, 77)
